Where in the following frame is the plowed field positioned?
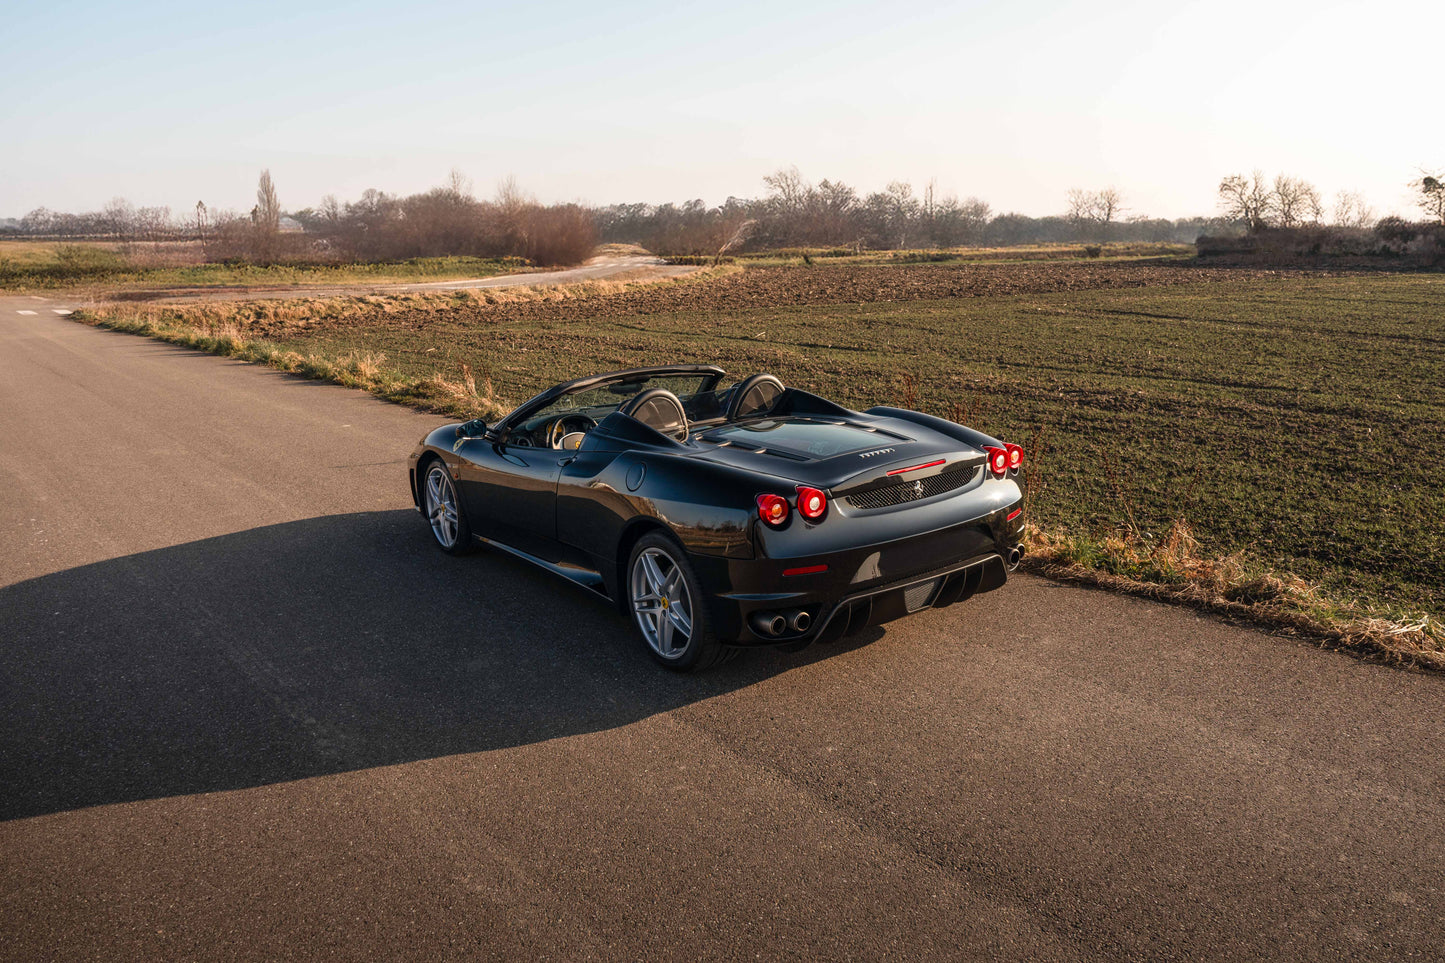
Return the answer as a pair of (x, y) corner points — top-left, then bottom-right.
(286, 261), (1306, 337)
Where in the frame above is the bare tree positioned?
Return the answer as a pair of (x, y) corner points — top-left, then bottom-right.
(1332, 190), (1375, 228)
(1217, 170), (1272, 231)
(1065, 188), (1096, 237)
(1270, 174), (1322, 228)
(762, 166), (810, 217)
(958, 197), (991, 245)
(494, 175), (533, 252)
(1415, 169), (1445, 225)
(882, 181), (919, 248)
(812, 178), (857, 244)
(102, 197), (136, 239)
(20, 208), (55, 234)
(134, 206), (173, 241)
(1095, 188), (1124, 239)
(254, 170), (281, 232)
(446, 167), (474, 200)
(1064, 188), (1124, 240)
(251, 170), (282, 260)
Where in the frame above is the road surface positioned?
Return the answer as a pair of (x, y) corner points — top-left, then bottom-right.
(2, 293), (1442, 961)
(112, 252), (700, 304)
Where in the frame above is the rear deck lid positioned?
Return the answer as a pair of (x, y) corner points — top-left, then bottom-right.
(703, 419), (899, 460)
(694, 416), (984, 489)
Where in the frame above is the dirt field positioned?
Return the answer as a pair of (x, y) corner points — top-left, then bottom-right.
(236, 260), (1295, 337)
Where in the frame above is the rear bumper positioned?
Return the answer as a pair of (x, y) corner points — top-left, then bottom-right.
(692, 502), (1023, 645)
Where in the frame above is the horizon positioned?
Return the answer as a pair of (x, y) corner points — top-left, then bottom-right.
(3, 0), (1438, 223)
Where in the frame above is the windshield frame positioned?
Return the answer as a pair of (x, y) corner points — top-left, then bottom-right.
(495, 365), (727, 435)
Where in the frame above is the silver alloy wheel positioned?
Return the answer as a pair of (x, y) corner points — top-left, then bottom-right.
(630, 546), (694, 659)
(425, 463), (460, 549)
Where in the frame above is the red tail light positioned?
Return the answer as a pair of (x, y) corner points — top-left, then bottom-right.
(756, 493), (789, 526)
(796, 486), (827, 521)
(985, 446), (1009, 477)
(1005, 443), (1023, 471)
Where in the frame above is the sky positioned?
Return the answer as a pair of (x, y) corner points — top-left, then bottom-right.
(3, 0), (1440, 221)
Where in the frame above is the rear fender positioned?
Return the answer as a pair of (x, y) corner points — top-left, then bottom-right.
(557, 450), (766, 597)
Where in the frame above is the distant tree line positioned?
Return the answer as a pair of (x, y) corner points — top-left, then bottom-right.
(5, 165), (1442, 265)
(7, 170), (597, 267)
(1204, 168), (1445, 266)
(593, 168), (1218, 255)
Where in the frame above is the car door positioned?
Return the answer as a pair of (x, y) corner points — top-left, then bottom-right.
(453, 438), (564, 560)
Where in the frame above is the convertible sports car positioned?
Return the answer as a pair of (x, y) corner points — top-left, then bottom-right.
(408, 365), (1025, 671)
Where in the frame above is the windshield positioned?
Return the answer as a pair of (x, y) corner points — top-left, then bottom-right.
(525, 374), (720, 425)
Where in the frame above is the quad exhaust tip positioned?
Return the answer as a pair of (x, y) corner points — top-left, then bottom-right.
(749, 612), (788, 637)
(1006, 545), (1025, 571)
(749, 609), (812, 638)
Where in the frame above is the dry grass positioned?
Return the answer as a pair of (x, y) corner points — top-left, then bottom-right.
(71, 309), (513, 421)
(1023, 524), (1445, 670)
(70, 266), (736, 420)
(80, 264), (740, 340)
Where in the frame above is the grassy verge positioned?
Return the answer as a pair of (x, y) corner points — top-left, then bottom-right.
(72, 266), (740, 419)
(0, 240), (531, 292)
(71, 261), (1444, 668)
(1021, 527), (1443, 670)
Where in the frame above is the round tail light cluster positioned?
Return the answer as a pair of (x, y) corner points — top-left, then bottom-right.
(757, 488), (829, 527)
(986, 444), (1024, 478)
(797, 486), (827, 520)
(756, 493), (790, 526)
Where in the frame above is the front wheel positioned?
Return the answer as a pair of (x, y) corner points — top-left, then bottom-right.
(422, 459), (474, 555)
(627, 532), (732, 671)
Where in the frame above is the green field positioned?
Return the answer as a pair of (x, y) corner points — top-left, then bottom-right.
(0, 241), (528, 290)
(77, 261), (1445, 628)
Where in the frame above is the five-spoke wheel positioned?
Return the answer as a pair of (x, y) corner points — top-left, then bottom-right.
(423, 460), (473, 554)
(627, 532), (729, 671)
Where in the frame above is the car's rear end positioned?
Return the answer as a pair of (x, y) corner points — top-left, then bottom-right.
(687, 409), (1026, 645)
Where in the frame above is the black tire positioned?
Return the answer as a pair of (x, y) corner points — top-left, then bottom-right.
(421, 458), (475, 555)
(626, 532), (736, 672)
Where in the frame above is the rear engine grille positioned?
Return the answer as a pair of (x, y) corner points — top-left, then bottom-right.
(903, 577), (942, 612)
(843, 467), (978, 511)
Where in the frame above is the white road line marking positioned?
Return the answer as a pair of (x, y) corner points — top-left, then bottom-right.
(52, 309), (72, 315)
(17, 310), (38, 315)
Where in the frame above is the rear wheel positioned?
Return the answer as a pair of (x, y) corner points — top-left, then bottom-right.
(628, 532), (733, 671)
(422, 459), (474, 555)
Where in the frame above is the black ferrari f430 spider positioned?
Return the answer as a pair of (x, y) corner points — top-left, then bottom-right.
(409, 366), (1025, 670)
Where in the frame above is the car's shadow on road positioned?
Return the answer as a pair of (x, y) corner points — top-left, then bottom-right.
(1, 510), (879, 821)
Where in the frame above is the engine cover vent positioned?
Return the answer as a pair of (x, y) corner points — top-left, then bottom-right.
(843, 466), (978, 511)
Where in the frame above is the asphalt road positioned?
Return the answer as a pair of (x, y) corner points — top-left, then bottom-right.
(2, 294), (1443, 961)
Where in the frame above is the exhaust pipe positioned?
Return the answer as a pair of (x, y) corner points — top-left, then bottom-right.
(783, 609), (811, 634)
(1006, 545), (1025, 571)
(749, 611), (787, 637)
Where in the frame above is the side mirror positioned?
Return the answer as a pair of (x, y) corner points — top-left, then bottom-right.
(455, 418), (488, 439)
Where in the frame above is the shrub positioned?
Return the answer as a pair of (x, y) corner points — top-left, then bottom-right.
(521, 203), (597, 267)
(1374, 216), (1417, 245)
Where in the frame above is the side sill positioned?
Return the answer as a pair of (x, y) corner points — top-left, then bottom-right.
(473, 534), (612, 600)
